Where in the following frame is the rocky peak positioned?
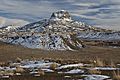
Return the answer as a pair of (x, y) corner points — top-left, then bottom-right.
(50, 10), (71, 21)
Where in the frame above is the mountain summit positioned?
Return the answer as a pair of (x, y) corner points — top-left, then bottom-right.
(50, 10), (71, 21)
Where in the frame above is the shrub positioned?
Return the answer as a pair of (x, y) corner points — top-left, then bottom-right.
(50, 63), (58, 70)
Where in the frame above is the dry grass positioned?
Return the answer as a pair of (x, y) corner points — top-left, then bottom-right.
(110, 60), (116, 68)
(38, 69), (45, 76)
(94, 57), (105, 67)
(15, 66), (25, 73)
(0, 41), (120, 64)
(50, 63), (58, 70)
(113, 71), (120, 80)
(16, 57), (22, 63)
(88, 69), (102, 75)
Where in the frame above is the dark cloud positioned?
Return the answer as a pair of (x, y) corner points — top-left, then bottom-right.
(0, 0), (120, 30)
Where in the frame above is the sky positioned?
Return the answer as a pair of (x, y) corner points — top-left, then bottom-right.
(0, 0), (120, 30)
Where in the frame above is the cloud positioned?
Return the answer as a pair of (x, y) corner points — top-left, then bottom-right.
(0, 16), (29, 27)
(0, 0), (120, 30)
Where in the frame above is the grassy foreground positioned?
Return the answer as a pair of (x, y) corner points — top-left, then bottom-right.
(0, 41), (120, 64)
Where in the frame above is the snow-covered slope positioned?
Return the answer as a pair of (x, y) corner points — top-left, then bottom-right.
(0, 10), (120, 50)
(78, 31), (120, 41)
(0, 16), (29, 30)
(0, 10), (84, 50)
